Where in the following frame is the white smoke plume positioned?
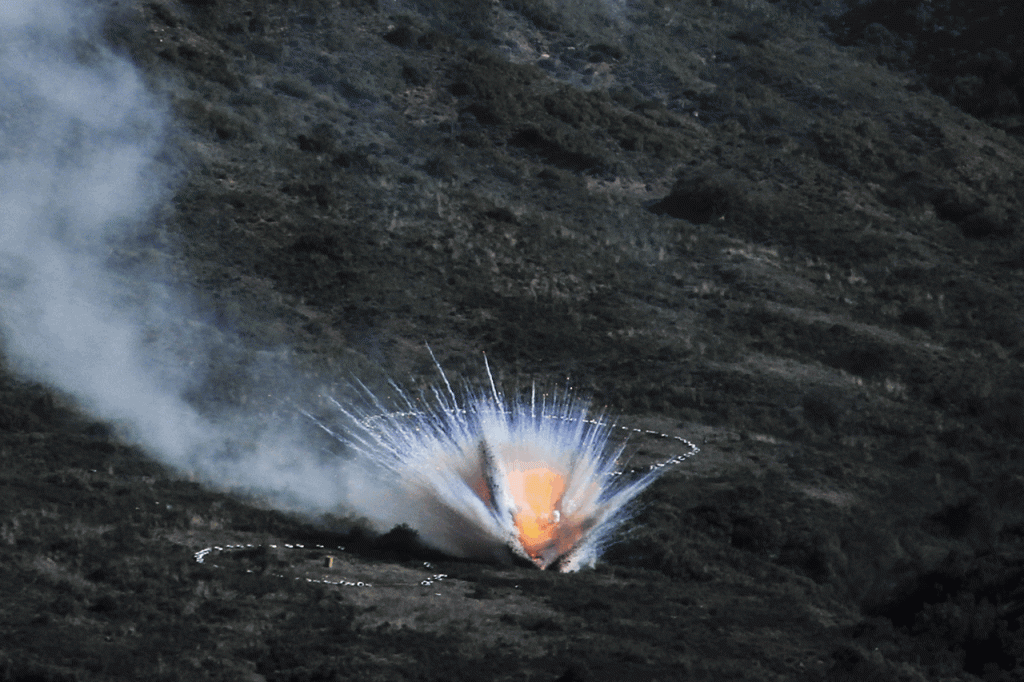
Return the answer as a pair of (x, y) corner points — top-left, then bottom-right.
(0, 0), (351, 516)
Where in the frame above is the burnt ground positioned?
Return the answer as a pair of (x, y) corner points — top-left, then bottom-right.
(3, 0), (1024, 680)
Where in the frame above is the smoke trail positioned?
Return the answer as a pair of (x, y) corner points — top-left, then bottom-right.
(0, 0), (498, 550)
(0, 0), (351, 516)
(1, 0), (192, 453)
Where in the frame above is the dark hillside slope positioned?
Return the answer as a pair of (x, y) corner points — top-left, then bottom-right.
(827, 0), (1024, 132)
(2, 1), (1023, 680)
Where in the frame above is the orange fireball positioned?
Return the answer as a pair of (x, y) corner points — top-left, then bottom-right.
(507, 465), (567, 561)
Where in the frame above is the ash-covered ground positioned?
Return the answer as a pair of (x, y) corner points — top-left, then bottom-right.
(2, 1), (1023, 680)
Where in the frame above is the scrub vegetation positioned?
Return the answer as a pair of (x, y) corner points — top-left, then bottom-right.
(2, 0), (1023, 680)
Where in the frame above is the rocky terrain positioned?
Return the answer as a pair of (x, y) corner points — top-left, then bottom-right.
(2, 0), (1023, 680)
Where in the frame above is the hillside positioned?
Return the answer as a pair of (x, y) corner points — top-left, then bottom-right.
(2, 1), (1022, 680)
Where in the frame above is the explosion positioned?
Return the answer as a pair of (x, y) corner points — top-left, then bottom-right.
(305, 356), (699, 572)
(0, 0), (698, 575)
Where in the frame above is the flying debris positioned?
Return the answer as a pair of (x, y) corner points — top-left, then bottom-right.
(304, 356), (699, 572)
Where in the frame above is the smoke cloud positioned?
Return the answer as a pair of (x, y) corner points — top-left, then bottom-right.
(0, 0), (353, 517)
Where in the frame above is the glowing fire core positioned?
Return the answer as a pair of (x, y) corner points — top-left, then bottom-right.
(507, 465), (568, 561)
